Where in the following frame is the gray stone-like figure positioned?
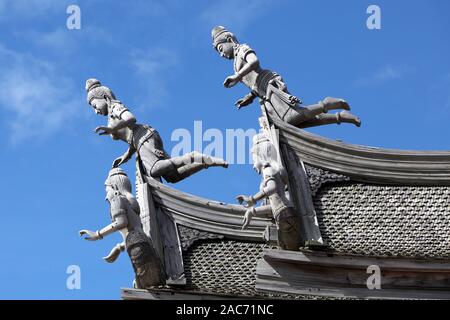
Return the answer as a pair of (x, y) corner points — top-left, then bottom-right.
(212, 26), (361, 128)
(86, 79), (228, 183)
(79, 168), (164, 287)
(237, 133), (301, 251)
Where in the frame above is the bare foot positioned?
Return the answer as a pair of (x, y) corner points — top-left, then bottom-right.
(322, 97), (350, 112)
(339, 110), (361, 127)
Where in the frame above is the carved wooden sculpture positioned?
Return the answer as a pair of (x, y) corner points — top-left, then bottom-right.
(79, 168), (164, 288)
(212, 26), (361, 128)
(237, 132), (302, 251)
(86, 78), (228, 184)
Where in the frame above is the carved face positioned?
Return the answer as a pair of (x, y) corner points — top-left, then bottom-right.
(254, 161), (264, 174)
(252, 151), (264, 174)
(105, 184), (116, 202)
(90, 98), (108, 115)
(216, 42), (234, 60)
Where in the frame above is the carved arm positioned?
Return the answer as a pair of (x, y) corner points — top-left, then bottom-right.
(224, 53), (260, 88)
(250, 179), (277, 205)
(109, 110), (136, 133)
(112, 145), (136, 168)
(97, 211), (128, 239)
(79, 211), (128, 241)
(235, 52), (260, 80)
(235, 92), (257, 109)
(242, 204), (273, 229)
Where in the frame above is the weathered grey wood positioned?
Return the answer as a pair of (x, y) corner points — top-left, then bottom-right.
(272, 117), (450, 185)
(280, 144), (323, 245)
(121, 288), (266, 300)
(157, 208), (186, 285)
(147, 178), (272, 241)
(137, 183), (164, 264)
(262, 249), (450, 271)
(263, 225), (278, 246)
(256, 249), (450, 299)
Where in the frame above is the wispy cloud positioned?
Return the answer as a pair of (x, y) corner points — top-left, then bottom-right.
(425, 73), (450, 115)
(19, 25), (116, 57)
(0, 0), (64, 19)
(129, 47), (178, 108)
(0, 44), (80, 144)
(201, 0), (275, 33)
(353, 65), (415, 87)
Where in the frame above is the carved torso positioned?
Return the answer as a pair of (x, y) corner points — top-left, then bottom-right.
(233, 44), (277, 97)
(107, 101), (169, 172)
(234, 45), (297, 121)
(107, 101), (133, 143)
(261, 166), (294, 220)
(109, 194), (143, 241)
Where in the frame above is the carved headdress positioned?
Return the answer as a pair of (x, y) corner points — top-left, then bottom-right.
(211, 26), (238, 50)
(105, 168), (140, 213)
(251, 132), (278, 166)
(105, 168), (131, 192)
(86, 78), (116, 104)
(252, 132), (287, 180)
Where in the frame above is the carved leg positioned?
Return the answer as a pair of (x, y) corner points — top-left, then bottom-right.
(277, 215), (301, 251)
(126, 230), (165, 288)
(171, 161), (230, 183)
(170, 151), (228, 168)
(299, 111), (361, 128)
(285, 98), (350, 127)
(151, 152), (228, 183)
(286, 104), (325, 126)
(177, 163), (208, 178)
(155, 163), (209, 184)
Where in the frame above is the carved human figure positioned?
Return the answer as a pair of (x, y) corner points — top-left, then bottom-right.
(79, 168), (164, 287)
(212, 26), (361, 128)
(86, 78), (228, 183)
(236, 133), (301, 251)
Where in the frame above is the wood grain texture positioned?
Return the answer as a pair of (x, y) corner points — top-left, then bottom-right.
(256, 249), (450, 299)
(272, 117), (450, 185)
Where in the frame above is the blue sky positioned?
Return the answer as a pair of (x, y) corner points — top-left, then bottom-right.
(0, 0), (448, 299)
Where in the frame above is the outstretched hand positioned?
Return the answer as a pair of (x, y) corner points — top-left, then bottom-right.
(242, 209), (254, 230)
(236, 194), (256, 208)
(79, 229), (101, 241)
(94, 126), (113, 136)
(235, 95), (254, 109)
(223, 74), (241, 88)
(112, 156), (126, 168)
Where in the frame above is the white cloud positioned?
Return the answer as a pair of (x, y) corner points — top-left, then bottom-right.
(353, 65), (415, 87)
(0, 44), (80, 144)
(129, 48), (178, 108)
(201, 0), (275, 33)
(20, 25), (116, 57)
(0, 0), (63, 19)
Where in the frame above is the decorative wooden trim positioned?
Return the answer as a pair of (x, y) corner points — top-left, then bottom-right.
(157, 209), (186, 285)
(120, 288), (265, 300)
(280, 144), (324, 245)
(272, 118), (450, 185)
(136, 183), (164, 264)
(146, 180), (273, 242)
(256, 249), (450, 299)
